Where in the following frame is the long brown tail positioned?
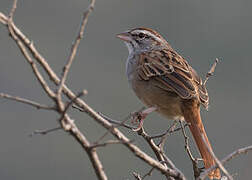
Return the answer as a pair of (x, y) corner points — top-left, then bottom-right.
(181, 100), (221, 179)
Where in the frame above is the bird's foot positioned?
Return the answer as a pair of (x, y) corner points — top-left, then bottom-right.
(131, 106), (157, 131)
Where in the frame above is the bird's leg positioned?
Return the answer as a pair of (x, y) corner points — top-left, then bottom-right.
(131, 106), (157, 131)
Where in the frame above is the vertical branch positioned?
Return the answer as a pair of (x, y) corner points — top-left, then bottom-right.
(9, 0), (17, 19)
(57, 0), (96, 104)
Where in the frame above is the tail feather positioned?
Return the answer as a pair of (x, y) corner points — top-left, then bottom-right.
(181, 100), (221, 179)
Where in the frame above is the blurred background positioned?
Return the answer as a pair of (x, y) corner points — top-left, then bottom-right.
(0, 0), (251, 179)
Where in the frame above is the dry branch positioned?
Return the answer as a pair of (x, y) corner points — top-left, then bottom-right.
(0, 93), (55, 110)
(0, 1), (184, 179)
(198, 145), (252, 180)
(1, 1), (251, 180)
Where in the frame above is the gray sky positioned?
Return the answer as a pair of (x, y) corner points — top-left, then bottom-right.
(0, 0), (252, 179)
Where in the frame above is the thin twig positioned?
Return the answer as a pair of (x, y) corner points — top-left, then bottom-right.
(72, 104), (85, 112)
(94, 113), (133, 144)
(179, 120), (196, 162)
(179, 120), (203, 178)
(9, 0), (17, 20)
(142, 167), (155, 179)
(29, 127), (62, 137)
(7, 23), (56, 99)
(137, 127), (186, 180)
(158, 121), (177, 149)
(133, 172), (142, 180)
(151, 123), (190, 139)
(221, 145), (252, 165)
(98, 112), (134, 129)
(57, 0), (95, 102)
(62, 90), (88, 116)
(204, 58), (219, 85)
(90, 140), (127, 148)
(0, 93), (55, 110)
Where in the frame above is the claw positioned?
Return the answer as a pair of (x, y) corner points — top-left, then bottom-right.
(131, 106), (157, 131)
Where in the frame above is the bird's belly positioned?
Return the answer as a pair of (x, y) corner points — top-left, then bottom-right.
(130, 79), (184, 120)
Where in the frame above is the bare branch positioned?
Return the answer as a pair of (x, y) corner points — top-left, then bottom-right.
(93, 112), (134, 145)
(0, 93), (55, 110)
(62, 114), (107, 180)
(179, 121), (197, 162)
(222, 145), (252, 164)
(136, 127), (186, 179)
(0, 12), (8, 24)
(1, 1), (251, 179)
(96, 112), (185, 179)
(1, 1), (109, 179)
(57, 0), (95, 101)
(1, 1), (190, 179)
(199, 145), (252, 179)
(7, 23), (56, 99)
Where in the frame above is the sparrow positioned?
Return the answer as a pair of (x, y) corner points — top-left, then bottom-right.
(117, 27), (221, 179)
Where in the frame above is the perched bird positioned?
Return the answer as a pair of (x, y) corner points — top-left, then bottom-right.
(117, 27), (221, 179)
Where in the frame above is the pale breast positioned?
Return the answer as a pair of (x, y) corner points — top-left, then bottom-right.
(130, 77), (184, 120)
(126, 54), (184, 120)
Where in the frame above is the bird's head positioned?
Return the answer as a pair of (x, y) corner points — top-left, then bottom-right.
(117, 27), (170, 54)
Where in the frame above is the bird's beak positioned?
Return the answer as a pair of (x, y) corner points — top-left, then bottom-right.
(116, 32), (132, 42)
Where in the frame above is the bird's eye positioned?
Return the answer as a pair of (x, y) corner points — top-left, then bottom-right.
(138, 32), (145, 39)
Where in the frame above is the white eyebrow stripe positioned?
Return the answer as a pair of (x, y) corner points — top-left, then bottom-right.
(132, 30), (163, 42)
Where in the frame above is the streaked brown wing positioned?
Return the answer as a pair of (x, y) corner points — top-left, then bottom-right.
(136, 49), (209, 108)
(190, 68), (209, 108)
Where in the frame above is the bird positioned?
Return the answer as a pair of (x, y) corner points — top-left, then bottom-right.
(117, 27), (221, 179)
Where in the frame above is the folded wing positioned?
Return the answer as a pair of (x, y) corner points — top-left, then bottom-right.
(136, 49), (209, 108)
